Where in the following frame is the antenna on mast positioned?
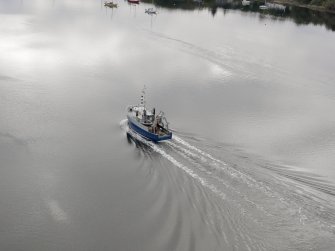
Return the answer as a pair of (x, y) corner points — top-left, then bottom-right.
(140, 85), (146, 108)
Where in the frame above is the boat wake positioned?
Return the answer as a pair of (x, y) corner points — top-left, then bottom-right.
(120, 119), (225, 199)
(120, 119), (335, 250)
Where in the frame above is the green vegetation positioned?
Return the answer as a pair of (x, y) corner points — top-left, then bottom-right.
(142, 0), (335, 30)
(144, 0), (335, 12)
(323, 0), (335, 11)
(296, 0), (335, 11)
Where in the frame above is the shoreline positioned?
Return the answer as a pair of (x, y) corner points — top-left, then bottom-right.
(271, 0), (335, 14)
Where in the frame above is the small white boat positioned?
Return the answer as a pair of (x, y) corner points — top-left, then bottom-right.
(128, 0), (140, 4)
(242, 0), (250, 6)
(259, 0), (269, 10)
(265, 3), (286, 10)
(145, 8), (157, 14)
(259, 5), (268, 10)
(104, 1), (118, 8)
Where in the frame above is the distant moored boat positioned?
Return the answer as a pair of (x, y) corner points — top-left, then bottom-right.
(104, 1), (118, 8)
(259, 0), (269, 10)
(259, 5), (269, 10)
(242, 0), (250, 6)
(145, 8), (157, 14)
(128, 0), (140, 4)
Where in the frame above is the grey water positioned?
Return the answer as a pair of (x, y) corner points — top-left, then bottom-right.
(1, 0), (335, 250)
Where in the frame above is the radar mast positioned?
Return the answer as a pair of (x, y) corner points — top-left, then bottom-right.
(140, 85), (146, 108)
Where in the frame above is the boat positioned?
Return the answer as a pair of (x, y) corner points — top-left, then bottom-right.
(259, 5), (269, 10)
(259, 0), (269, 10)
(127, 87), (172, 142)
(128, 0), (140, 4)
(145, 8), (157, 14)
(264, 3), (286, 11)
(241, 0), (250, 6)
(104, 1), (118, 8)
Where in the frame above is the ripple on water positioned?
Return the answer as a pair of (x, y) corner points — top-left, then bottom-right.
(122, 120), (335, 249)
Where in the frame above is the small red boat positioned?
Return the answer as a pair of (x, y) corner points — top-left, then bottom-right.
(128, 0), (140, 3)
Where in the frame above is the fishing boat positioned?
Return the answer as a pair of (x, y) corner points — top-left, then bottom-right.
(127, 87), (172, 142)
(128, 0), (140, 4)
(104, 1), (118, 8)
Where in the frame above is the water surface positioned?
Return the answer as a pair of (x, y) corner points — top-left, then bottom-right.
(1, 0), (335, 250)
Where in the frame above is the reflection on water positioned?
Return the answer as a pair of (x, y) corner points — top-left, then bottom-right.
(143, 0), (335, 30)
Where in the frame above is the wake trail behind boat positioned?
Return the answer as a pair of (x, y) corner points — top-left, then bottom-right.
(170, 136), (274, 197)
(120, 119), (227, 199)
(121, 119), (277, 223)
(122, 119), (279, 208)
(120, 119), (335, 239)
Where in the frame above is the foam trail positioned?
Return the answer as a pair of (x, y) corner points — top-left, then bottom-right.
(121, 119), (266, 200)
(122, 120), (275, 217)
(166, 141), (208, 163)
(149, 142), (226, 200)
(124, 124), (226, 200)
(173, 135), (227, 166)
(172, 135), (273, 194)
(46, 200), (68, 222)
(123, 119), (246, 193)
(119, 119), (128, 131)
(168, 139), (273, 216)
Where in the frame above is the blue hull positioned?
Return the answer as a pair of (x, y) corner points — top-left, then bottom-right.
(127, 115), (172, 142)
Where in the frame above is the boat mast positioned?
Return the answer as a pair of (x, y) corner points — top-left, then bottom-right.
(140, 85), (146, 108)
